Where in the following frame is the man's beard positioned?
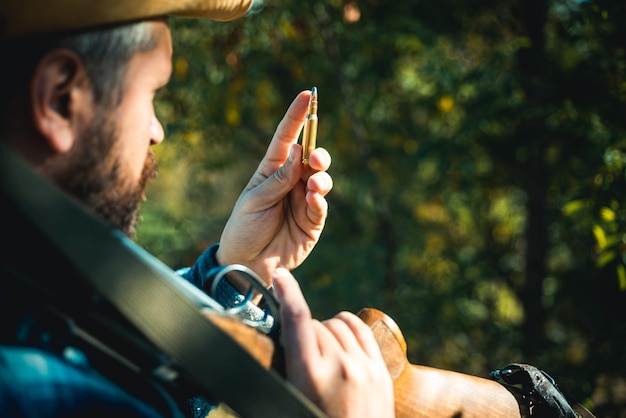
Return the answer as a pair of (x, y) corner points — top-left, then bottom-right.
(49, 113), (158, 239)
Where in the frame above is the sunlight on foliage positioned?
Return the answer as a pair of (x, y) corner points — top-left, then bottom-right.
(593, 224), (607, 250)
(136, 2), (626, 413)
(437, 95), (455, 113)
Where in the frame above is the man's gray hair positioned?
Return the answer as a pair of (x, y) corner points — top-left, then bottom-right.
(52, 21), (159, 107)
(0, 20), (160, 115)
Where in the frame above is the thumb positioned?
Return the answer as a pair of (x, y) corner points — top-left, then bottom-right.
(272, 268), (318, 363)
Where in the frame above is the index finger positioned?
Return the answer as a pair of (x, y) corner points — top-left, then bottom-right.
(259, 91), (311, 175)
(272, 268), (320, 364)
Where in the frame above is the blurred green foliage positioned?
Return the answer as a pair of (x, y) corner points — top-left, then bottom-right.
(137, 0), (626, 415)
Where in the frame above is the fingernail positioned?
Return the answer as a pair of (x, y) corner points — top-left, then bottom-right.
(272, 267), (288, 282)
(274, 266), (292, 281)
(272, 269), (286, 296)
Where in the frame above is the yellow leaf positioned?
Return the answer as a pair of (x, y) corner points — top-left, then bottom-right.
(597, 250), (615, 267)
(600, 207), (616, 222)
(562, 199), (584, 216)
(437, 95), (455, 113)
(593, 224), (607, 249)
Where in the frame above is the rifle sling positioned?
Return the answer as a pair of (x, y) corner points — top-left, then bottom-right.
(0, 145), (326, 418)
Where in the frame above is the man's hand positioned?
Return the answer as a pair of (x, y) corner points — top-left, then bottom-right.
(272, 268), (395, 418)
(216, 90), (332, 285)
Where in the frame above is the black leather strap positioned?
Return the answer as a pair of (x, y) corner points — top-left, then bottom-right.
(0, 145), (326, 418)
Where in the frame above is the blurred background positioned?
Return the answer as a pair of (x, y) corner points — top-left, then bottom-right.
(136, 0), (626, 415)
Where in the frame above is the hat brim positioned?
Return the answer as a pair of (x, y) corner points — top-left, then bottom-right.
(1, 0), (254, 41)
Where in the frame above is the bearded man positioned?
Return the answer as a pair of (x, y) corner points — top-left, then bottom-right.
(0, 1), (395, 417)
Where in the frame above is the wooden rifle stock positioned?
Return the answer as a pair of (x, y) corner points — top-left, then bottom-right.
(204, 308), (522, 418)
(357, 308), (522, 418)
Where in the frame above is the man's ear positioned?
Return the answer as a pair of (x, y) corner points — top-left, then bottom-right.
(30, 49), (93, 153)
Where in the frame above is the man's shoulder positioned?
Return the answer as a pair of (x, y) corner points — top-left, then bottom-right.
(0, 344), (172, 418)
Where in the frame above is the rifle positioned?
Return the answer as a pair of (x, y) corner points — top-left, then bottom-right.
(202, 273), (594, 418)
(0, 146), (591, 418)
(203, 303), (523, 418)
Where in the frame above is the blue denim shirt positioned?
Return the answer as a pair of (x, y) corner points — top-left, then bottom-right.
(0, 243), (271, 418)
(0, 345), (177, 418)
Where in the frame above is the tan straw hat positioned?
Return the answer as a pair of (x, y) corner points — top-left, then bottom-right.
(0, 0), (254, 41)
